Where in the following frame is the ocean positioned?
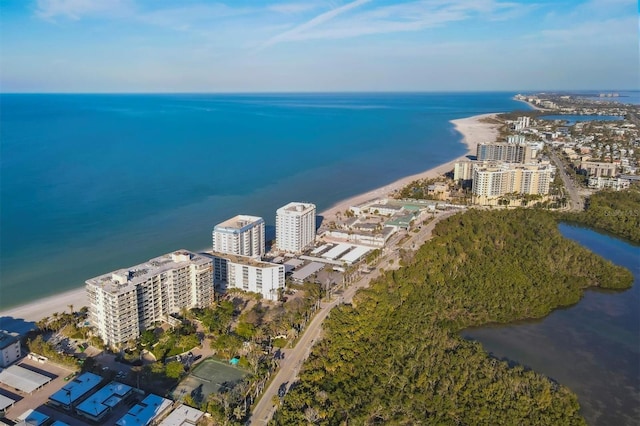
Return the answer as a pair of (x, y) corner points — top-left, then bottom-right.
(0, 92), (524, 310)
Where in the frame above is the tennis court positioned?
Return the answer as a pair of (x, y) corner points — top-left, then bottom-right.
(173, 358), (248, 404)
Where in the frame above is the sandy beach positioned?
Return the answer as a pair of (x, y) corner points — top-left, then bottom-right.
(321, 112), (501, 221)
(0, 112), (501, 325)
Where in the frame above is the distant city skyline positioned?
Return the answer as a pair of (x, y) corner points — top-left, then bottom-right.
(1, 0), (637, 92)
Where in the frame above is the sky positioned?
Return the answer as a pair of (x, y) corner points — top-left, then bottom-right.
(0, 0), (637, 92)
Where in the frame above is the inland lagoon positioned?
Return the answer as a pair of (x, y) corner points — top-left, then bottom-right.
(464, 224), (639, 426)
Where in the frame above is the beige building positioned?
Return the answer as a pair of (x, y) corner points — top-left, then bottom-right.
(212, 215), (265, 258)
(86, 250), (213, 346)
(454, 160), (475, 182)
(476, 142), (533, 163)
(472, 162), (555, 204)
(275, 202), (316, 253)
(580, 161), (618, 177)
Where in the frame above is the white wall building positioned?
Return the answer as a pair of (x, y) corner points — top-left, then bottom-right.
(212, 215), (265, 258)
(275, 202), (316, 253)
(588, 176), (631, 191)
(212, 253), (284, 301)
(0, 332), (21, 367)
(86, 250), (213, 347)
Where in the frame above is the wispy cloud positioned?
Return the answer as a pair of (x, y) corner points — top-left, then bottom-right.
(268, 2), (320, 14)
(260, 0), (534, 46)
(261, 0), (372, 48)
(35, 0), (133, 21)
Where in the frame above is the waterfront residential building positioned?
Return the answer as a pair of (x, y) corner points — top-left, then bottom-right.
(472, 162), (555, 204)
(211, 252), (285, 301)
(476, 142), (533, 163)
(0, 331), (21, 367)
(275, 202), (316, 253)
(507, 134), (526, 144)
(86, 250), (213, 346)
(212, 215), (265, 258)
(454, 160), (475, 182)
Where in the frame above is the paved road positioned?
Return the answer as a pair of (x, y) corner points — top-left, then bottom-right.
(549, 150), (584, 212)
(248, 210), (460, 425)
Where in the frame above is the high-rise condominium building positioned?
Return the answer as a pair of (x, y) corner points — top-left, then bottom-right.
(476, 142), (533, 163)
(275, 202), (316, 253)
(212, 215), (265, 258)
(472, 162), (554, 201)
(86, 250), (213, 347)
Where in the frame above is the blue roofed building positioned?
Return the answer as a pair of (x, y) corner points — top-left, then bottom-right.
(76, 381), (133, 422)
(116, 394), (173, 426)
(15, 409), (49, 426)
(48, 372), (103, 410)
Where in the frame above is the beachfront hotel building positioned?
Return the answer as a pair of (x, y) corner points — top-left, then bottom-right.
(472, 162), (555, 204)
(454, 159), (475, 182)
(275, 202), (316, 253)
(212, 215), (265, 258)
(86, 250), (213, 346)
(211, 252), (285, 301)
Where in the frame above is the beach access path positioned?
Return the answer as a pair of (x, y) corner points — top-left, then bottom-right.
(0, 113), (501, 325)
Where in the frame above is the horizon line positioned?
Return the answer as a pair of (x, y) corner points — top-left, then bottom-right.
(1, 89), (638, 96)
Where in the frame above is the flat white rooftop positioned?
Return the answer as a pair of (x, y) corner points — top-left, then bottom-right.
(291, 262), (325, 282)
(158, 403), (205, 426)
(322, 243), (353, 260)
(311, 244), (333, 255)
(338, 246), (371, 264)
(0, 365), (52, 394)
(215, 215), (263, 231)
(86, 250), (210, 296)
(15, 409), (49, 426)
(211, 251), (280, 269)
(0, 394), (15, 411)
(277, 202), (315, 214)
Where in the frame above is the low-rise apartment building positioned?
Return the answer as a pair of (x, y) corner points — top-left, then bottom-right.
(580, 161), (618, 177)
(211, 252), (284, 301)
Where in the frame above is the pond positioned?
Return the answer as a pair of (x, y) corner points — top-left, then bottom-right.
(463, 224), (639, 425)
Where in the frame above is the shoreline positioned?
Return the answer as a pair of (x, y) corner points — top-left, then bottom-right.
(0, 112), (502, 325)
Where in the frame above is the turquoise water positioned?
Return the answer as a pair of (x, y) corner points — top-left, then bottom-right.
(0, 93), (524, 309)
(464, 225), (640, 426)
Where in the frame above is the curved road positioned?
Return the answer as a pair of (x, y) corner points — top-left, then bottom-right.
(248, 210), (459, 425)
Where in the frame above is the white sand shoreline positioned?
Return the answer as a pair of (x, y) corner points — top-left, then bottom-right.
(0, 112), (502, 324)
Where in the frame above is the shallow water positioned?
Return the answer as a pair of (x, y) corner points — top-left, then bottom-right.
(464, 224), (640, 425)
